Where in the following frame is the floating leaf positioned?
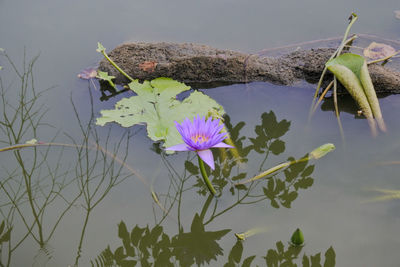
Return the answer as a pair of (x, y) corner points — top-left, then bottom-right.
(78, 67), (97, 80)
(363, 42), (396, 60)
(97, 70), (116, 88)
(326, 53), (386, 134)
(96, 77), (225, 150)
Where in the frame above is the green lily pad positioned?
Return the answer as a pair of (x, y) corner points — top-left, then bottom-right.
(96, 77), (225, 151)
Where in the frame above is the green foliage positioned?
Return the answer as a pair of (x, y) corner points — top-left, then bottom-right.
(96, 77), (225, 151)
(326, 53), (385, 133)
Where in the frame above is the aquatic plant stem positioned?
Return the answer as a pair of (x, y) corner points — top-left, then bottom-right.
(198, 155), (217, 196)
(333, 78), (346, 142)
(236, 157), (309, 185)
(336, 13), (358, 56)
(99, 49), (135, 82)
(367, 50), (400, 65)
(309, 13), (358, 119)
(310, 80), (333, 116)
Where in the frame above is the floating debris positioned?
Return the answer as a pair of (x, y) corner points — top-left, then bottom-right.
(77, 67), (97, 80)
(363, 42), (396, 60)
(394, 10), (400, 20)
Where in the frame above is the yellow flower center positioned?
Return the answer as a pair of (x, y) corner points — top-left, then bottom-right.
(191, 134), (209, 143)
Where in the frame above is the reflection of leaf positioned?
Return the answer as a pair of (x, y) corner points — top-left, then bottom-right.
(242, 255), (257, 267)
(185, 160), (199, 175)
(249, 111), (290, 157)
(172, 213), (230, 266)
(324, 247), (336, 267)
(223, 115), (252, 161)
(0, 227), (11, 243)
(265, 241), (335, 267)
(265, 241), (302, 266)
(310, 253), (321, 266)
(262, 112), (291, 139)
(363, 42), (396, 60)
(97, 70), (116, 88)
(269, 139), (285, 155)
(118, 221), (135, 257)
(96, 78), (225, 150)
(294, 177), (314, 190)
(92, 222), (175, 267)
(228, 240), (243, 263)
(223, 240), (257, 267)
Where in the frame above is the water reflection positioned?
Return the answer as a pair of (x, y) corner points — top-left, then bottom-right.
(265, 241), (335, 267)
(0, 53), (329, 266)
(92, 220), (336, 267)
(172, 112), (315, 211)
(0, 54), (134, 267)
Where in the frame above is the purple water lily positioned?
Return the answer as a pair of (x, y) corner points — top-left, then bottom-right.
(166, 115), (233, 170)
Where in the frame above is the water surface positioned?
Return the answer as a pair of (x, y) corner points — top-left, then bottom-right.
(1, 0), (400, 266)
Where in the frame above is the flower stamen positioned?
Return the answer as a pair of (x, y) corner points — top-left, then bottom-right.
(191, 134), (209, 144)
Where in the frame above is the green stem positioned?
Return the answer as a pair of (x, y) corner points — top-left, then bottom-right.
(236, 157), (309, 185)
(100, 50), (135, 82)
(198, 156), (217, 196)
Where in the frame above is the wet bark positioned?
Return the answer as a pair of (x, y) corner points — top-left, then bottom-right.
(98, 42), (400, 93)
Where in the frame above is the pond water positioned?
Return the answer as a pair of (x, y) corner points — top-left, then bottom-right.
(1, 0), (400, 266)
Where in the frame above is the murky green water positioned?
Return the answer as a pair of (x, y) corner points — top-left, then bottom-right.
(1, 0), (400, 266)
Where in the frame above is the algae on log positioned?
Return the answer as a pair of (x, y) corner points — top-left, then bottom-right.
(98, 42), (400, 93)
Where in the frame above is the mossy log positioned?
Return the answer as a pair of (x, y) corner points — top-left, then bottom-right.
(98, 42), (400, 93)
